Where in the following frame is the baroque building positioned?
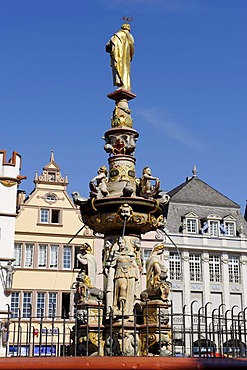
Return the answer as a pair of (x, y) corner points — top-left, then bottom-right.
(11, 152), (101, 355)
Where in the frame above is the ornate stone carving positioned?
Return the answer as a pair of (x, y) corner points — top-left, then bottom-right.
(138, 167), (160, 199)
(89, 166), (109, 199)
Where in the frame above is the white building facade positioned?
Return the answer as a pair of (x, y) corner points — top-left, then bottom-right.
(0, 150), (23, 356)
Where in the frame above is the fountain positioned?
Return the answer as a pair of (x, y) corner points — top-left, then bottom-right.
(71, 20), (171, 357)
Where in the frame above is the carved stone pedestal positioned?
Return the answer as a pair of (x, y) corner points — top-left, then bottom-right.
(71, 303), (105, 356)
(140, 301), (172, 356)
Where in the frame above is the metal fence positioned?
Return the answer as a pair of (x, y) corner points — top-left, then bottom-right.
(2, 302), (247, 358)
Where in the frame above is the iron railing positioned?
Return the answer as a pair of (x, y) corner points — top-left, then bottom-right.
(2, 302), (247, 357)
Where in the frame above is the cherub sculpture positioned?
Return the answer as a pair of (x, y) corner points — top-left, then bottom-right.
(89, 166), (109, 198)
(139, 167), (160, 199)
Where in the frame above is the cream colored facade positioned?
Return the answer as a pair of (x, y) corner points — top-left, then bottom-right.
(12, 152), (100, 352)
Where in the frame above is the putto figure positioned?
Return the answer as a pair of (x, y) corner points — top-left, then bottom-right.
(106, 23), (135, 91)
(89, 166), (109, 198)
(139, 166), (160, 199)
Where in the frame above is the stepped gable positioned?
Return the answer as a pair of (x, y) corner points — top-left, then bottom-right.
(166, 176), (247, 235)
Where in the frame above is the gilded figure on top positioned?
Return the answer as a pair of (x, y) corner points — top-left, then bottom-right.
(106, 23), (134, 91)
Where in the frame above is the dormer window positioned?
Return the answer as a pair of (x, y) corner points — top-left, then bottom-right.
(183, 212), (199, 234)
(206, 214), (221, 237)
(222, 215), (236, 237)
(187, 219), (197, 233)
(225, 222), (235, 236)
(209, 221), (219, 237)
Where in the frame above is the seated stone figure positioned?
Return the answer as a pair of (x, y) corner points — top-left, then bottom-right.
(141, 243), (171, 302)
(73, 271), (104, 305)
(139, 167), (160, 199)
(89, 166), (109, 198)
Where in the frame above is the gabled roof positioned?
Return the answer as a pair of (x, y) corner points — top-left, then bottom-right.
(168, 176), (239, 208)
(165, 175), (247, 235)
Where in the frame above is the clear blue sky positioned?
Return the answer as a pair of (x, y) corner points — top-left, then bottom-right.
(1, 0), (247, 211)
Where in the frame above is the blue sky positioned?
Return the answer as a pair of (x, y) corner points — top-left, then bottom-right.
(1, 0), (247, 211)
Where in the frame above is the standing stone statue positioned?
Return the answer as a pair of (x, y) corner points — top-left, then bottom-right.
(77, 243), (97, 287)
(106, 23), (135, 91)
(112, 237), (139, 319)
(0, 261), (15, 290)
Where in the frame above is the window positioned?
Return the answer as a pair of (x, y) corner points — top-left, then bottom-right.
(61, 293), (70, 319)
(183, 212), (199, 234)
(11, 292), (20, 318)
(40, 209), (49, 223)
(45, 193), (57, 204)
(13, 244), (22, 266)
(189, 254), (202, 281)
(187, 219), (197, 233)
(169, 253), (182, 280)
(229, 256), (240, 283)
(225, 222), (235, 236)
(40, 209), (60, 224)
(63, 246), (71, 269)
(209, 221), (219, 237)
(38, 245), (47, 267)
(50, 245), (58, 268)
(74, 246), (81, 269)
(48, 172), (55, 181)
(142, 248), (152, 273)
(206, 214), (221, 237)
(51, 210), (60, 223)
(48, 293), (57, 318)
(209, 255), (221, 282)
(23, 292), (32, 318)
(25, 244), (34, 267)
(37, 293), (45, 318)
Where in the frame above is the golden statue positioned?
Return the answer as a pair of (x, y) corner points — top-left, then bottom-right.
(106, 23), (135, 91)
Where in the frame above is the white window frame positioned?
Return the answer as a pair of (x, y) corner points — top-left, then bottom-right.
(36, 292), (45, 317)
(50, 245), (58, 268)
(183, 212), (199, 234)
(228, 256), (240, 283)
(22, 292), (32, 318)
(169, 253), (182, 280)
(13, 244), (22, 267)
(48, 293), (57, 318)
(39, 208), (61, 225)
(63, 246), (71, 269)
(209, 255), (221, 282)
(207, 214), (221, 237)
(24, 244), (34, 268)
(189, 254), (202, 282)
(11, 292), (20, 318)
(223, 215), (236, 237)
(38, 245), (47, 268)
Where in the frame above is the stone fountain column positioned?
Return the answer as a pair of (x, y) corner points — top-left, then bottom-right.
(71, 21), (171, 356)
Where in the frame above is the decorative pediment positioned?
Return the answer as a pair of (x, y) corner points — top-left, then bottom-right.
(34, 151), (68, 186)
(183, 212), (199, 219)
(206, 214), (221, 220)
(223, 214), (236, 222)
